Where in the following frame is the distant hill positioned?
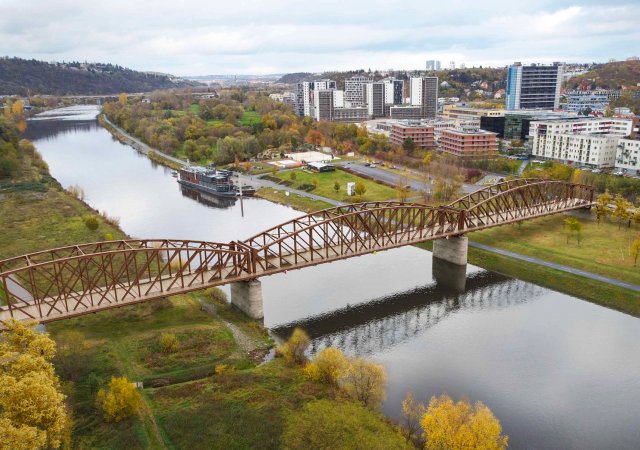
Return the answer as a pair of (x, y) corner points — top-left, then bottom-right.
(277, 72), (313, 84)
(567, 60), (640, 90)
(0, 57), (201, 95)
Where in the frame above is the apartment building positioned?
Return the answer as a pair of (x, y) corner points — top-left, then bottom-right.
(344, 75), (372, 107)
(565, 90), (611, 114)
(390, 105), (422, 120)
(506, 63), (563, 110)
(294, 79), (337, 117)
(438, 127), (498, 159)
(332, 107), (369, 122)
(410, 76), (438, 119)
(389, 122), (436, 149)
(529, 118), (633, 140)
(313, 90), (335, 121)
(365, 82), (385, 118)
(616, 139), (640, 175)
(441, 105), (505, 120)
(533, 133), (620, 168)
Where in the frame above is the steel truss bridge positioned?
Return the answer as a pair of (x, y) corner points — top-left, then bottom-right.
(0, 179), (593, 324)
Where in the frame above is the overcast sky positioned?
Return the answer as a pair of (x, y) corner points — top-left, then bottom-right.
(0, 0), (638, 76)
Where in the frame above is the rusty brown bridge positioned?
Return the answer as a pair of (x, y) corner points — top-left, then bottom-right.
(0, 179), (594, 324)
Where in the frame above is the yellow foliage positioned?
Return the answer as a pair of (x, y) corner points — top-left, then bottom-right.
(0, 320), (70, 449)
(340, 358), (387, 410)
(421, 394), (508, 450)
(11, 100), (24, 116)
(97, 376), (142, 422)
(277, 328), (310, 365)
(214, 364), (226, 375)
(158, 332), (179, 353)
(304, 347), (349, 386)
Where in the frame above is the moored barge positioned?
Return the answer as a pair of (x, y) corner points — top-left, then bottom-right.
(177, 166), (255, 197)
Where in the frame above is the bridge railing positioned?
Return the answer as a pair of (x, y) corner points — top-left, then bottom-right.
(0, 240), (253, 322)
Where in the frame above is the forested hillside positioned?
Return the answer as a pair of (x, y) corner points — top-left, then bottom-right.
(0, 57), (200, 95)
(567, 60), (640, 90)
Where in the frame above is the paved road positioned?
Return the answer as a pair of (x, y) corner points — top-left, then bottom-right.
(336, 162), (479, 194)
(469, 241), (640, 293)
(235, 173), (344, 207)
(102, 115), (188, 167)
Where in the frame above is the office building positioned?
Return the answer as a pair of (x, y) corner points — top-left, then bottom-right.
(344, 75), (372, 107)
(565, 90), (611, 114)
(389, 122), (436, 149)
(366, 82), (386, 118)
(439, 127), (498, 158)
(441, 105), (505, 120)
(410, 76), (438, 119)
(426, 60), (441, 71)
(390, 105), (422, 120)
(506, 63), (563, 110)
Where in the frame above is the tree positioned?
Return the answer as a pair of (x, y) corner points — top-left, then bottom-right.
(397, 184), (409, 202)
(355, 181), (367, 196)
(612, 194), (632, 228)
(402, 392), (426, 443)
(118, 93), (127, 105)
(304, 347), (349, 387)
(0, 319), (71, 450)
(340, 358), (387, 410)
(422, 152), (432, 166)
(312, 176), (319, 189)
(421, 394), (509, 450)
(564, 217), (583, 245)
(334, 181), (340, 193)
(305, 129), (322, 146)
(158, 333), (179, 353)
(402, 138), (416, 155)
(277, 328), (310, 365)
(96, 376), (142, 422)
(281, 400), (412, 450)
(594, 191), (612, 224)
(631, 237), (640, 266)
(289, 171), (297, 182)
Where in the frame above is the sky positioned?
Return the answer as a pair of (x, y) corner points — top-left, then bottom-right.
(0, 0), (638, 76)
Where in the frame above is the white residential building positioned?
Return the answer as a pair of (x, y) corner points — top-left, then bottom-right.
(410, 76), (438, 119)
(615, 139), (640, 175)
(529, 118), (633, 140)
(344, 75), (372, 107)
(294, 80), (337, 117)
(532, 133), (620, 168)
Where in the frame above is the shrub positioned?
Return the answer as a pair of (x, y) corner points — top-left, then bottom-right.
(214, 364), (226, 375)
(158, 333), (179, 353)
(82, 215), (99, 231)
(340, 358), (388, 410)
(277, 328), (310, 365)
(297, 183), (316, 192)
(67, 184), (85, 201)
(96, 376), (141, 422)
(204, 287), (227, 304)
(304, 347), (349, 387)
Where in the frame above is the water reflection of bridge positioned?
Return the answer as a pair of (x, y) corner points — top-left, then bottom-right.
(272, 268), (546, 355)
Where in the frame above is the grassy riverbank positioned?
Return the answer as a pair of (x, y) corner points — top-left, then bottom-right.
(255, 187), (335, 213)
(416, 241), (639, 317)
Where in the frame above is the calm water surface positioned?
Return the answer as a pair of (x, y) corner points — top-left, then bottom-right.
(25, 106), (640, 450)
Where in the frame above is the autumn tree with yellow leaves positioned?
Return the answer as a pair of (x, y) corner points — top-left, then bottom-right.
(96, 376), (142, 422)
(421, 394), (509, 450)
(0, 319), (71, 450)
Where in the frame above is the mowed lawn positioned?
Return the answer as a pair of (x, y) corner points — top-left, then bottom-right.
(470, 213), (640, 285)
(275, 168), (399, 202)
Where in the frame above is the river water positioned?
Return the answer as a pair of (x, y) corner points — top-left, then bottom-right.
(25, 106), (640, 450)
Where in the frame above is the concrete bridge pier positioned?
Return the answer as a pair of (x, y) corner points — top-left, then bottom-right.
(432, 236), (468, 293)
(230, 279), (264, 320)
(432, 235), (468, 266)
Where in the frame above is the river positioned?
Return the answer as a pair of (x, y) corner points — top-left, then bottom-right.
(25, 106), (640, 450)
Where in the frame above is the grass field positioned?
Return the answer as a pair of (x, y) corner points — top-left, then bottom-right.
(274, 169), (399, 202)
(239, 110), (262, 127)
(255, 187), (335, 213)
(470, 213), (640, 286)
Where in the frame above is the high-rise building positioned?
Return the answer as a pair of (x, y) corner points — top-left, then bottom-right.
(426, 60), (441, 71)
(382, 78), (404, 105)
(410, 77), (438, 119)
(505, 63), (563, 110)
(365, 82), (385, 118)
(344, 75), (372, 107)
(313, 89), (334, 121)
(294, 80), (337, 117)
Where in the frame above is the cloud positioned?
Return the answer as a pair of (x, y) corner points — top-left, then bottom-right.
(0, 0), (637, 75)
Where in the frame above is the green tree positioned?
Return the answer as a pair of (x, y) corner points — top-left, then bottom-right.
(564, 217), (583, 245)
(421, 394), (509, 450)
(334, 181), (340, 193)
(289, 171), (297, 182)
(402, 138), (416, 155)
(281, 400), (412, 450)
